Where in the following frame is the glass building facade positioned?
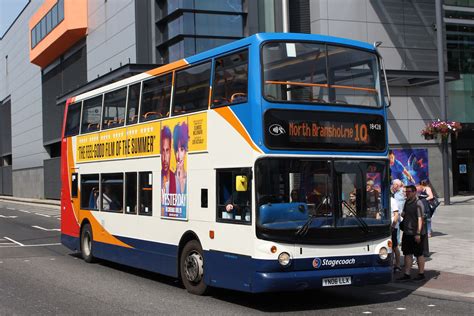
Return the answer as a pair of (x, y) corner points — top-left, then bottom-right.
(155, 0), (246, 63)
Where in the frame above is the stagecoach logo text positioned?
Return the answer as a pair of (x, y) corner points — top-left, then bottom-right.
(312, 257), (356, 269)
(269, 124), (286, 136)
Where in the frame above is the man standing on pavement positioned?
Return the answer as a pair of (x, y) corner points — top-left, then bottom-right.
(391, 179), (405, 272)
(398, 185), (427, 281)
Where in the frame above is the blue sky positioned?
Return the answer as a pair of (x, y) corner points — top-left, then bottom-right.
(0, 0), (29, 38)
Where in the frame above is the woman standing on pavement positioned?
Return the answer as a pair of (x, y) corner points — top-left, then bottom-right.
(418, 179), (434, 237)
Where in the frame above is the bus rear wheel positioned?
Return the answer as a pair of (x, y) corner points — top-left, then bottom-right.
(180, 240), (208, 295)
(80, 223), (95, 263)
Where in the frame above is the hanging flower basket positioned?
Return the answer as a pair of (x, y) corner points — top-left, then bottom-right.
(421, 120), (462, 140)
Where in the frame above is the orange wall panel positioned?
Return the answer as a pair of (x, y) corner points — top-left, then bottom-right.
(29, 0), (88, 68)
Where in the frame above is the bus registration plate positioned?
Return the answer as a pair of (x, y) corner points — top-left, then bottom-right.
(322, 276), (352, 287)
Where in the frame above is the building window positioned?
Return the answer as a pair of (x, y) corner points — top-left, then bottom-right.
(155, 0), (245, 63)
(31, 0), (66, 48)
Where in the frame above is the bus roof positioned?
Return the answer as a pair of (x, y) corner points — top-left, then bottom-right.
(186, 32), (376, 64)
(69, 32), (376, 104)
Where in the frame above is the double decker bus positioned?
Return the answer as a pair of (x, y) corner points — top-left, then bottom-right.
(61, 33), (392, 294)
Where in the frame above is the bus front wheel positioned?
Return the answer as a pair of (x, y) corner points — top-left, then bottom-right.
(180, 240), (208, 295)
(80, 223), (95, 263)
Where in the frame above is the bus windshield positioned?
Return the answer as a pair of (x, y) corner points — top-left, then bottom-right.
(256, 158), (389, 244)
(263, 41), (381, 107)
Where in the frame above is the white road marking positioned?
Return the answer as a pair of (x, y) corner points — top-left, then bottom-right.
(396, 308), (406, 310)
(0, 215), (18, 218)
(18, 209), (31, 213)
(6, 207), (16, 210)
(0, 243), (61, 248)
(4, 237), (24, 246)
(362, 312), (372, 314)
(32, 225), (60, 232)
(428, 304), (436, 307)
(35, 213), (51, 218)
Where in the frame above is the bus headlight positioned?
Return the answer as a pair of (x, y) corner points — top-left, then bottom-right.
(379, 247), (388, 260)
(278, 252), (291, 267)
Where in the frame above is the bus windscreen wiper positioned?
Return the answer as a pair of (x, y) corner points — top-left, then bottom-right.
(295, 195), (330, 237)
(341, 200), (369, 234)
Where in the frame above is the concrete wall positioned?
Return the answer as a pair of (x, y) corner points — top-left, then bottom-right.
(13, 167), (44, 199)
(87, 0), (137, 81)
(0, 2), (46, 198)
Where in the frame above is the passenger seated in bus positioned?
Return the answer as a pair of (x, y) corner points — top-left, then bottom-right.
(290, 189), (301, 202)
(342, 191), (357, 218)
(225, 191), (251, 221)
(88, 187), (99, 210)
(366, 179), (380, 218)
(98, 185), (121, 211)
(306, 182), (331, 216)
(306, 182), (328, 205)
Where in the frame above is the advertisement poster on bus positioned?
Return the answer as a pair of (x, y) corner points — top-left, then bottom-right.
(161, 118), (189, 220)
(389, 149), (429, 185)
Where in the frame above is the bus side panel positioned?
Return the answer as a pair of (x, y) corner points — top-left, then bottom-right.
(204, 250), (254, 292)
(116, 236), (179, 277)
(93, 237), (179, 278)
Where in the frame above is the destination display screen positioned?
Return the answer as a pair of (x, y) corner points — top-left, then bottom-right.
(264, 110), (386, 152)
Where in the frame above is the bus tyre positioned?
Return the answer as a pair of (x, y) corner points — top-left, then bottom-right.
(180, 240), (208, 295)
(81, 223), (95, 263)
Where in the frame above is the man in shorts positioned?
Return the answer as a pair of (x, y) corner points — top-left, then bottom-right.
(397, 185), (427, 281)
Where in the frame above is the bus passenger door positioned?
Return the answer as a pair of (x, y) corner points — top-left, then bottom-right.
(206, 168), (254, 291)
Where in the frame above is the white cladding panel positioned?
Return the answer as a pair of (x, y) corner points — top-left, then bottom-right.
(0, 2), (48, 170)
(87, 0), (136, 81)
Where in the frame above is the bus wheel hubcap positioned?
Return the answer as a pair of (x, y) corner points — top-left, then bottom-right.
(83, 232), (91, 256)
(184, 251), (203, 283)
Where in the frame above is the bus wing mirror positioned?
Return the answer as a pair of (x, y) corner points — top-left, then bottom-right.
(379, 54), (391, 108)
(235, 175), (248, 192)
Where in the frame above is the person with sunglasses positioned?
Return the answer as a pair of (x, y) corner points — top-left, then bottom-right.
(397, 185), (427, 281)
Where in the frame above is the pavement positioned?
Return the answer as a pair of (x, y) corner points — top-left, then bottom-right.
(390, 194), (474, 300)
(1, 193), (473, 301)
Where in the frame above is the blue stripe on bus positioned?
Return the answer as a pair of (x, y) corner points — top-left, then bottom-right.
(61, 234), (80, 252)
(62, 233), (391, 293)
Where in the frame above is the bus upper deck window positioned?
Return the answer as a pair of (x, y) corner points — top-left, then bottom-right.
(212, 50), (248, 107)
(127, 83), (141, 125)
(140, 74), (172, 122)
(81, 95), (103, 134)
(172, 62), (211, 115)
(103, 87), (127, 130)
(65, 102), (81, 137)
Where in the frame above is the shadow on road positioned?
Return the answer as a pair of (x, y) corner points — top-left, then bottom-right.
(67, 253), (446, 312)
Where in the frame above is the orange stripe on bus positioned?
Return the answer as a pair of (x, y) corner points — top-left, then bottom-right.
(82, 211), (133, 249)
(265, 80), (378, 93)
(214, 107), (262, 153)
(146, 59), (189, 77)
